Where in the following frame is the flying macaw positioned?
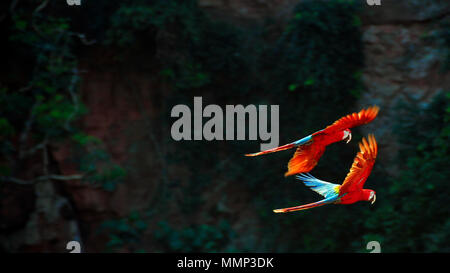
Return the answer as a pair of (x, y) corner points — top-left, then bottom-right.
(273, 134), (378, 213)
(245, 106), (379, 177)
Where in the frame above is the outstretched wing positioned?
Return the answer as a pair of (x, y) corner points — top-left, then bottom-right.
(339, 134), (378, 194)
(321, 106), (379, 135)
(285, 142), (325, 176)
(296, 173), (340, 199)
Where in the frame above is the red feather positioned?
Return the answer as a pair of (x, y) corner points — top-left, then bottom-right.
(245, 106), (380, 177)
(274, 135), (379, 213)
(322, 106), (380, 135)
(284, 142), (325, 176)
(339, 134), (378, 195)
(245, 143), (295, 157)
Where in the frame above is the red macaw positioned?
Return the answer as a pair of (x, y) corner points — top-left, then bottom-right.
(245, 106), (379, 177)
(273, 134), (378, 213)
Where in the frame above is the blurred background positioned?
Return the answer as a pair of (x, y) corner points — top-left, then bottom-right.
(0, 0), (449, 253)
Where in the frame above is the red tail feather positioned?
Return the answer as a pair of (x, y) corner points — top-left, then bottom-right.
(245, 143), (295, 157)
(273, 196), (338, 213)
(273, 201), (327, 213)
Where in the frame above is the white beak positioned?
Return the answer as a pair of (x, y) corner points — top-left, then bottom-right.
(346, 132), (352, 144)
(371, 194), (376, 205)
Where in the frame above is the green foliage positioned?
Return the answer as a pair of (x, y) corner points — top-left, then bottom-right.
(363, 92), (450, 252)
(112, 0), (364, 255)
(169, 63), (211, 90)
(424, 20), (450, 71)
(149, 0), (366, 252)
(99, 211), (148, 252)
(7, 0), (447, 254)
(71, 133), (127, 191)
(267, 0), (364, 100)
(105, 1), (203, 46)
(71, 132), (102, 146)
(1, 2), (126, 191)
(0, 117), (15, 138)
(154, 220), (235, 252)
(105, 0), (246, 90)
(6, 13), (81, 138)
(79, 150), (127, 192)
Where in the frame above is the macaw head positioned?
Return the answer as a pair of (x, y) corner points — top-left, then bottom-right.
(342, 129), (352, 144)
(368, 190), (376, 205)
(362, 189), (376, 204)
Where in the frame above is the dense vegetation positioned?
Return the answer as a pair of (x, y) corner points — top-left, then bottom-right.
(364, 93), (450, 252)
(0, 0), (448, 252)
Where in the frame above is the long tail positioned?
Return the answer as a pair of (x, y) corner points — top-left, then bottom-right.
(245, 135), (313, 157)
(245, 142), (295, 157)
(273, 196), (338, 213)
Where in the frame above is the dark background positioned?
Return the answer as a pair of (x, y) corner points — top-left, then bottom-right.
(0, 0), (449, 253)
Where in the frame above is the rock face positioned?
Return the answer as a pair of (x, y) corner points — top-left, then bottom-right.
(357, 1), (450, 173)
(2, 0), (449, 252)
(198, 0), (300, 21)
(0, 179), (81, 252)
(362, 0), (450, 24)
(195, 1), (450, 174)
(50, 58), (169, 252)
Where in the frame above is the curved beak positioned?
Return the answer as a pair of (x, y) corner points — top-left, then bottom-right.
(370, 194), (376, 205)
(345, 132), (352, 144)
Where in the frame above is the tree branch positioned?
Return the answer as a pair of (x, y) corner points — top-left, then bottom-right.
(30, 0), (50, 36)
(64, 69), (80, 132)
(0, 176), (33, 185)
(20, 139), (47, 159)
(71, 33), (96, 46)
(35, 174), (84, 181)
(1, 174), (85, 185)
(18, 101), (40, 161)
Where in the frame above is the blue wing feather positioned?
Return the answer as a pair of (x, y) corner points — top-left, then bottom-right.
(296, 173), (340, 199)
(293, 135), (313, 146)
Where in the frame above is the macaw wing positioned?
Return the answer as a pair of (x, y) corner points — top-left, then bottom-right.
(296, 173), (340, 199)
(321, 106), (379, 135)
(339, 134), (378, 194)
(284, 142), (325, 176)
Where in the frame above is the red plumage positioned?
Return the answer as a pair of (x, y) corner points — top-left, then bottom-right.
(338, 134), (378, 204)
(246, 106), (380, 176)
(273, 134), (378, 213)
